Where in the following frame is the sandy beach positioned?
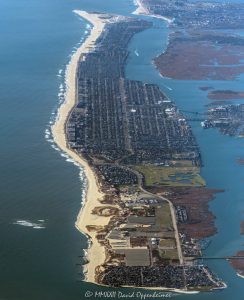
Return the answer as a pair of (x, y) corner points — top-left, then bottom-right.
(133, 0), (174, 24)
(52, 10), (114, 283)
(133, 0), (149, 15)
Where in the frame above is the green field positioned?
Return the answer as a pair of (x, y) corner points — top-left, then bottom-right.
(155, 203), (173, 230)
(159, 238), (176, 249)
(159, 248), (179, 260)
(134, 164), (205, 187)
(155, 205), (178, 260)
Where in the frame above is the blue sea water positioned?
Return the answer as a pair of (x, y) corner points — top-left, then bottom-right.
(0, 0), (243, 299)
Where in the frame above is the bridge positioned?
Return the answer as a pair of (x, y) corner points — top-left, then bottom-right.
(180, 110), (206, 115)
(188, 256), (244, 261)
(185, 118), (205, 122)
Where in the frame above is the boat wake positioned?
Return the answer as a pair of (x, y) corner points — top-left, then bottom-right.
(164, 84), (173, 91)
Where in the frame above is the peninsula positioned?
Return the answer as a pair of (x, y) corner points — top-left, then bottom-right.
(53, 10), (226, 291)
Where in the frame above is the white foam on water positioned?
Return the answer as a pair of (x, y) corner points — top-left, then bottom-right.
(13, 220), (46, 229)
(134, 49), (139, 56)
(57, 69), (63, 78)
(164, 84), (173, 91)
(65, 159), (80, 168)
(59, 83), (64, 90)
(87, 237), (92, 249)
(66, 158), (74, 163)
(78, 168), (87, 211)
(46, 30), (89, 247)
(66, 158), (80, 167)
(78, 17), (84, 22)
(51, 144), (60, 151)
(45, 68), (67, 144)
(33, 226), (45, 229)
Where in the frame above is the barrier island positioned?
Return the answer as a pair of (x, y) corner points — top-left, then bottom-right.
(53, 10), (226, 291)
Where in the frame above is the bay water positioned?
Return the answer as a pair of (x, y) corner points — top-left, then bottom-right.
(0, 0), (243, 299)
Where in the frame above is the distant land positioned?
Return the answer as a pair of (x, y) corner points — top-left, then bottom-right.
(138, 0), (244, 81)
(154, 32), (244, 80)
(229, 251), (244, 278)
(240, 221), (244, 235)
(207, 90), (244, 100)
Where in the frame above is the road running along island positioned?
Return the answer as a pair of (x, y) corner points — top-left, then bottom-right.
(54, 11), (226, 292)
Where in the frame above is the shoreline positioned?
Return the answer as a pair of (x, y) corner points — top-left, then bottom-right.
(52, 10), (109, 283)
(237, 273), (244, 279)
(132, 0), (149, 15)
(133, 0), (174, 24)
(89, 280), (201, 294)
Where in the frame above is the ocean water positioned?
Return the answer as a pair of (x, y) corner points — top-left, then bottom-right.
(0, 0), (243, 299)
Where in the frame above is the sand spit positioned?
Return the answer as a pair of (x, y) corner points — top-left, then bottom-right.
(133, 0), (174, 24)
(52, 10), (112, 283)
(133, 0), (150, 15)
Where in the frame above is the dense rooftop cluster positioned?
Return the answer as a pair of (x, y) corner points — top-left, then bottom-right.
(99, 265), (223, 289)
(202, 104), (244, 136)
(66, 16), (201, 180)
(96, 165), (138, 187)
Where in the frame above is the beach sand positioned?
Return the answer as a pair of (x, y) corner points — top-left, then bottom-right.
(133, 0), (174, 24)
(133, 0), (149, 15)
(52, 10), (114, 283)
